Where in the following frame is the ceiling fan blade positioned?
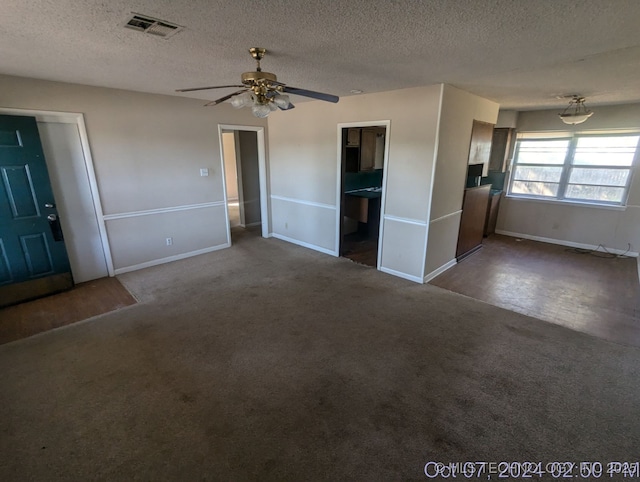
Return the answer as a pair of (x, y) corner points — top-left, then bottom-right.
(204, 89), (249, 107)
(282, 86), (339, 103)
(176, 84), (245, 93)
(278, 102), (295, 111)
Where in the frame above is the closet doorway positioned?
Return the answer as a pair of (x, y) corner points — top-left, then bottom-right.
(219, 125), (269, 242)
(337, 122), (389, 267)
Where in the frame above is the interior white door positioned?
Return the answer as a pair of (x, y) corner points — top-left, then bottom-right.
(38, 122), (109, 282)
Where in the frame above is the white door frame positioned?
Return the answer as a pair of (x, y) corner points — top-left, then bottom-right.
(218, 124), (270, 239)
(335, 120), (391, 269)
(0, 107), (114, 277)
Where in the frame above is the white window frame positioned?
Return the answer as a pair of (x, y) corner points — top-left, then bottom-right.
(507, 131), (640, 207)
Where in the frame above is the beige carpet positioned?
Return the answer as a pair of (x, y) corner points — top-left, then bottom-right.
(1, 231), (640, 480)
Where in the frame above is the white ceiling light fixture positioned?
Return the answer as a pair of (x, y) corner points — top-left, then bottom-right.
(559, 95), (594, 125)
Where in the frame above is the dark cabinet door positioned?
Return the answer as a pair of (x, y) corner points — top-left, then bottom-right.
(489, 128), (513, 172)
(456, 185), (491, 260)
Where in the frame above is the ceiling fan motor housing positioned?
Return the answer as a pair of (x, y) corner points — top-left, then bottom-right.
(241, 71), (282, 104)
(241, 71), (277, 84)
(176, 47), (338, 114)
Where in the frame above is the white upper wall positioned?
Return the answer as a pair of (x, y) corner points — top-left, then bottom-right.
(267, 85), (443, 281)
(517, 103), (640, 132)
(0, 75), (265, 214)
(0, 74), (266, 272)
(424, 85), (499, 276)
(429, 85), (500, 222)
(496, 110), (518, 128)
(497, 103), (640, 254)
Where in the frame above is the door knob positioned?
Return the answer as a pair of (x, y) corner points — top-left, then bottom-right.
(45, 203), (55, 208)
(47, 213), (64, 241)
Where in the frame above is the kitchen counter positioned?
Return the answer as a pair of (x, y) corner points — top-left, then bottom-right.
(344, 188), (382, 235)
(345, 187), (382, 199)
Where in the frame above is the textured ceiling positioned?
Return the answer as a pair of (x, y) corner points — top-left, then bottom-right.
(2, 0), (640, 110)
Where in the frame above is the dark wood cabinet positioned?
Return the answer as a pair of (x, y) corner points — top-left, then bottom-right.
(456, 184), (491, 261)
(489, 128), (514, 172)
(347, 128), (360, 146)
(345, 147), (359, 172)
(484, 192), (502, 236)
(359, 129), (377, 171)
(468, 120), (494, 174)
(344, 128), (382, 172)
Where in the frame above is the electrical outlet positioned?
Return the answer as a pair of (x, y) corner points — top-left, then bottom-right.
(166, 237), (173, 246)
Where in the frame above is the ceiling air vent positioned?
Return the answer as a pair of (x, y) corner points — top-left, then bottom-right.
(124, 13), (183, 39)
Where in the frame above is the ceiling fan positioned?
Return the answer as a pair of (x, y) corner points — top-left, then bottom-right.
(176, 48), (339, 118)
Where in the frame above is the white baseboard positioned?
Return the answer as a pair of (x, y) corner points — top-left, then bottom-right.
(270, 233), (337, 257)
(495, 230), (639, 257)
(379, 266), (424, 284)
(114, 243), (230, 275)
(423, 258), (457, 283)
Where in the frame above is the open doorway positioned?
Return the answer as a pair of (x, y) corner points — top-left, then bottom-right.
(338, 124), (388, 267)
(220, 127), (268, 242)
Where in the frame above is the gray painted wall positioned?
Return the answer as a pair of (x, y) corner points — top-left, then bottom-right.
(497, 103), (640, 254)
(237, 131), (261, 226)
(267, 83), (499, 282)
(424, 85), (499, 277)
(268, 84), (443, 281)
(0, 74), (267, 274)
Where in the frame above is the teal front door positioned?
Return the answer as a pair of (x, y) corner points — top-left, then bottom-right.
(0, 115), (73, 307)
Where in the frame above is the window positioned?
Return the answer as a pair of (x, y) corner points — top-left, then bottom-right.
(508, 133), (639, 206)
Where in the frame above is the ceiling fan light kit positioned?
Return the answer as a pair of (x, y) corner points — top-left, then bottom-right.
(230, 91), (254, 109)
(176, 48), (339, 117)
(251, 103), (273, 118)
(559, 95), (594, 125)
(273, 94), (291, 109)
